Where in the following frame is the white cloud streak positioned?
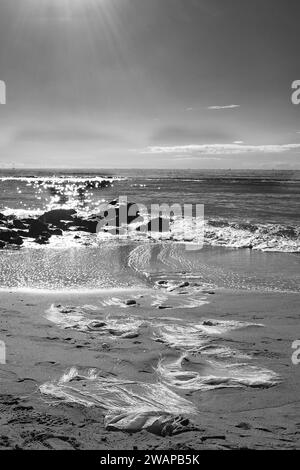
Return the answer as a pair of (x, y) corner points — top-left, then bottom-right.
(141, 143), (300, 156)
(207, 104), (240, 110)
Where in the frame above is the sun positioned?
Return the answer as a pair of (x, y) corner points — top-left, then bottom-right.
(20, 0), (125, 64)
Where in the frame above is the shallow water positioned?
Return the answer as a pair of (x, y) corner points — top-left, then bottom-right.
(0, 242), (298, 292)
(0, 169), (299, 291)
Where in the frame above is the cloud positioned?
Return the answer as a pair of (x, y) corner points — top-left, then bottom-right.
(207, 104), (240, 110)
(140, 143), (300, 156)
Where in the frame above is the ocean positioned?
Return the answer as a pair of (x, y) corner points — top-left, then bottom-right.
(0, 169), (299, 292)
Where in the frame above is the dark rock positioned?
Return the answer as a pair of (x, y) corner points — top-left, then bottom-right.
(49, 228), (63, 236)
(61, 221), (78, 230)
(89, 322), (106, 329)
(12, 220), (27, 230)
(0, 240), (6, 249)
(28, 220), (49, 238)
(34, 235), (50, 245)
(179, 281), (189, 288)
(15, 229), (31, 238)
(236, 422), (252, 430)
(72, 218), (98, 233)
(86, 180), (112, 190)
(0, 228), (23, 246)
(0, 228), (16, 242)
(108, 199), (118, 206)
(0, 213), (7, 221)
(96, 200), (141, 230)
(125, 299), (137, 306)
(38, 209), (76, 226)
(11, 236), (23, 246)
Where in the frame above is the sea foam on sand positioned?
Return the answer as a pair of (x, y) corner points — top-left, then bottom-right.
(40, 367), (196, 435)
(45, 304), (145, 338)
(41, 302), (280, 434)
(156, 354), (280, 392)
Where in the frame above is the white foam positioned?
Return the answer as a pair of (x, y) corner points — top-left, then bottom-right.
(153, 319), (263, 349)
(0, 176), (124, 184)
(40, 367), (195, 434)
(205, 221), (300, 253)
(45, 304), (144, 338)
(157, 354), (280, 391)
(153, 324), (210, 349)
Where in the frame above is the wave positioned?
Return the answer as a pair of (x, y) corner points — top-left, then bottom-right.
(1, 193), (299, 252)
(1, 208), (45, 218)
(96, 216), (300, 253)
(0, 175), (125, 184)
(205, 220), (300, 252)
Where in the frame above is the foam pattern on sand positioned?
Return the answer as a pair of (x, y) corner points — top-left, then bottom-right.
(156, 354), (280, 391)
(152, 319), (263, 349)
(40, 367), (195, 435)
(43, 301), (280, 426)
(45, 304), (144, 339)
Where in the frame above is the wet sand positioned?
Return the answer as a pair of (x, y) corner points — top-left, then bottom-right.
(0, 289), (300, 450)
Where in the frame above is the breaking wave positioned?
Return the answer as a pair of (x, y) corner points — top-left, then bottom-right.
(0, 175), (124, 184)
(205, 220), (300, 252)
(97, 217), (300, 253)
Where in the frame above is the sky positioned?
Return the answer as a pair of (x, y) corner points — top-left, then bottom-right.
(0, 0), (300, 169)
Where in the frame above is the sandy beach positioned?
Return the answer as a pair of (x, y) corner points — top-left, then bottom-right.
(1, 288), (299, 450)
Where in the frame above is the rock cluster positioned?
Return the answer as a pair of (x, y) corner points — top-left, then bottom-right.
(0, 200), (170, 248)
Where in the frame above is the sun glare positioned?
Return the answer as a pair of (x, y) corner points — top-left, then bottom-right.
(28, 0), (109, 18)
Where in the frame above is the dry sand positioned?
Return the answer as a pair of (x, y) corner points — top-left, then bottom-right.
(0, 288), (299, 450)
